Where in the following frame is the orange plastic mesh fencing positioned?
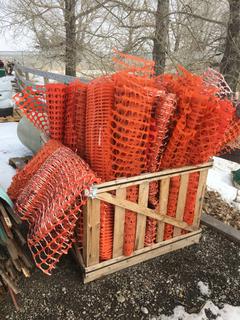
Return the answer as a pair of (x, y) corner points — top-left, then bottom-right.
(100, 202), (114, 260)
(159, 67), (217, 170)
(182, 172), (199, 231)
(64, 81), (88, 153)
(63, 82), (78, 151)
(14, 85), (49, 135)
(219, 114), (240, 153)
(110, 72), (155, 255)
(7, 139), (62, 201)
(145, 91), (177, 246)
(156, 67), (236, 240)
(85, 76), (115, 261)
(113, 50), (154, 77)
(85, 76), (114, 180)
(203, 68), (233, 100)
(46, 83), (66, 142)
(16, 146), (98, 275)
(164, 176), (181, 240)
(188, 98), (235, 164)
(124, 186), (139, 256)
(75, 82), (88, 159)
(110, 72), (155, 178)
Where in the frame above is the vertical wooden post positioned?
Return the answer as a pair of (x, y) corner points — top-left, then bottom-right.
(192, 170), (208, 228)
(156, 178), (170, 242)
(173, 173), (189, 237)
(25, 72), (29, 80)
(83, 198), (100, 267)
(135, 182), (149, 250)
(112, 188), (126, 258)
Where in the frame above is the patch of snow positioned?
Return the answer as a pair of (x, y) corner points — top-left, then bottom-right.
(158, 300), (240, 320)
(0, 76), (13, 108)
(197, 281), (211, 296)
(0, 122), (32, 191)
(207, 157), (240, 209)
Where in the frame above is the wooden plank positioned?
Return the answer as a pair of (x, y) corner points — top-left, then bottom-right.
(135, 182), (149, 250)
(201, 213), (240, 243)
(83, 199), (100, 267)
(156, 178), (170, 242)
(0, 202), (12, 228)
(96, 192), (196, 232)
(193, 170), (208, 228)
(84, 231), (201, 283)
(173, 173), (190, 237)
(86, 229), (202, 272)
(112, 188), (126, 258)
(93, 162), (213, 193)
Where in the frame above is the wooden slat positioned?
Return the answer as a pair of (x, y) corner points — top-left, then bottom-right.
(192, 170), (208, 227)
(173, 173), (190, 237)
(83, 199), (100, 267)
(112, 188), (126, 258)
(156, 178), (170, 242)
(96, 192), (196, 232)
(0, 202), (12, 228)
(92, 162), (213, 193)
(135, 182), (149, 250)
(84, 230), (202, 282)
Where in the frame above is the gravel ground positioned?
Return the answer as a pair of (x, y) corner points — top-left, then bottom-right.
(203, 190), (240, 229)
(1, 226), (240, 320)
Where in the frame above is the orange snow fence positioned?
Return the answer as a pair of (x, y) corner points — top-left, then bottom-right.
(10, 52), (240, 270)
(8, 139), (62, 201)
(15, 144), (98, 274)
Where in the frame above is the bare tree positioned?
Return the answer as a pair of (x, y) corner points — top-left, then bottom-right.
(0, 0), (110, 76)
(153, 0), (169, 75)
(220, 0), (240, 91)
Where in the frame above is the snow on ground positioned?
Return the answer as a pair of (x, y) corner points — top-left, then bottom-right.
(197, 281), (211, 296)
(207, 156), (240, 209)
(158, 301), (240, 320)
(0, 122), (32, 191)
(0, 76), (13, 108)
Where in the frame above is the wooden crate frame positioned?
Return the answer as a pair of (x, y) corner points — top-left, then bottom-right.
(75, 162), (212, 283)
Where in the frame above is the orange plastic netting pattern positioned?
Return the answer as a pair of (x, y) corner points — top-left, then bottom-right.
(64, 81), (88, 154)
(75, 82), (88, 158)
(157, 67), (236, 240)
(12, 53), (240, 264)
(14, 85), (49, 135)
(46, 83), (66, 141)
(144, 91), (177, 246)
(85, 76), (114, 180)
(7, 139), (62, 201)
(113, 50), (154, 77)
(16, 146), (98, 274)
(85, 76), (115, 261)
(111, 72), (155, 256)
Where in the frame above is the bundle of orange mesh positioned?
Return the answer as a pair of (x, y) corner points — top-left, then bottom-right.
(10, 52), (240, 269)
(11, 141), (98, 274)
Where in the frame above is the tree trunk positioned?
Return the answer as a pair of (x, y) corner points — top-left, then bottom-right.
(64, 0), (77, 76)
(153, 0), (169, 75)
(220, 0), (240, 92)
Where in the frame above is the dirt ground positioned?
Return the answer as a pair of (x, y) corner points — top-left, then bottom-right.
(1, 226), (240, 320)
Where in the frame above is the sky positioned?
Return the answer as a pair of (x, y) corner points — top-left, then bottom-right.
(0, 31), (31, 51)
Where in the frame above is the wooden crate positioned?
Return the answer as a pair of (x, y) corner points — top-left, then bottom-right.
(75, 162), (212, 283)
